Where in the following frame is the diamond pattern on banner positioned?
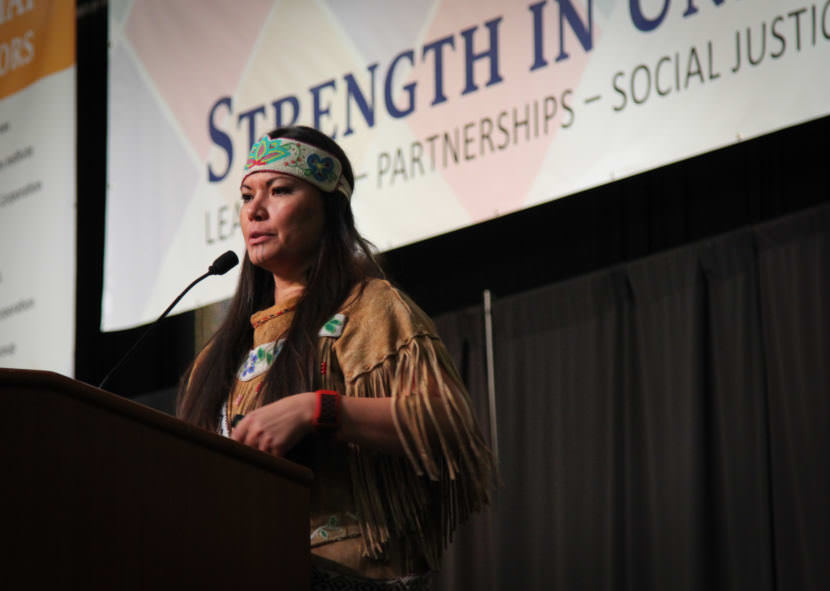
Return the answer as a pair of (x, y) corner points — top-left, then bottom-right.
(406, 0), (597, 223)
(323, 0), (434, 64)
(106, 44), (201, 323)
(125, 0), (273, 159)
(235, 0), (364, 143)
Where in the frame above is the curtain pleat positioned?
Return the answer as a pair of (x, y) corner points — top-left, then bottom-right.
(698, 231), (774, 590)
(757, 208), (830, 590)
(433, 305), (497, 590)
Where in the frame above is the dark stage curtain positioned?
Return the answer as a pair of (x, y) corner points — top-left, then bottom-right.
(433, 204), (829, 590)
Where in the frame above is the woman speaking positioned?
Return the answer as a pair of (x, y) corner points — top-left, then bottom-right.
(177, 126), (492, 589)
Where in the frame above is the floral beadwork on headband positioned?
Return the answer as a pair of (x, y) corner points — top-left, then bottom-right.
(245, 137), (292, 168)
(243, 135), (352, 199)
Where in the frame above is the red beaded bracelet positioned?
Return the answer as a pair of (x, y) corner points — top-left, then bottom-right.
(313, 390), (341, 431)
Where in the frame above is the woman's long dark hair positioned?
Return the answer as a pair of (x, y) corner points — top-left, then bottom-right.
(176, 126), (381, 430)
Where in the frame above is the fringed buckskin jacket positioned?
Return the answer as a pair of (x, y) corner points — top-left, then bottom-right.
(220, 278), (492, 579)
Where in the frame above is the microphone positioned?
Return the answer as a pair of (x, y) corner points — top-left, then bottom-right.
(98, 250), (239, 390)
(208, 250), (239, 276)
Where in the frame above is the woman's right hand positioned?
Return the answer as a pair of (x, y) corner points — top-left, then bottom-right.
(231, 392), (315, 456)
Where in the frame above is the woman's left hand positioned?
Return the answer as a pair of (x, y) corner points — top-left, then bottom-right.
(231, 392), (315, 456)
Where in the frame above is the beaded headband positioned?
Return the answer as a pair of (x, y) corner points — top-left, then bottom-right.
(242, 135), (353, 199)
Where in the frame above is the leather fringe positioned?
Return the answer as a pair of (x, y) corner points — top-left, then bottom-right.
(320, 334), (493, 570)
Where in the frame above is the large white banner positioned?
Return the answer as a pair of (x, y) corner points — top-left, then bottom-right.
(105, 0), (830, 330)
(0, 1), (76, 375)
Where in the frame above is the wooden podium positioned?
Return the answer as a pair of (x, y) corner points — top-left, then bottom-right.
(1, 369), (313, 589)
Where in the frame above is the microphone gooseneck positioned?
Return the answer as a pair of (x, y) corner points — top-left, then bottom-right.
(98, 251), (240, 391)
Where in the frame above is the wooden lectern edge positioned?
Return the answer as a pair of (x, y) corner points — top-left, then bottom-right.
(0, 368), (313, 486)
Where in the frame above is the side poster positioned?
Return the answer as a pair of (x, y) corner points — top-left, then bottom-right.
(105, 0), (830, 330)
(0, 1), (76, 375)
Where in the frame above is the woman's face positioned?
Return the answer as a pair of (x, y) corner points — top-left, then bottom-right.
(239, 171), (325, 277)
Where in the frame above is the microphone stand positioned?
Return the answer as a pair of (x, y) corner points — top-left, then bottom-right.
(98, 251), (238, 391)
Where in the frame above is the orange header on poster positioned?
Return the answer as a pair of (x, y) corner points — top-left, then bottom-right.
(0, 0), (75, 100)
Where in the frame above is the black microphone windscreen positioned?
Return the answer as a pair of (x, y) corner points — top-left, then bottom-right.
(209, 250), (239, 275)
